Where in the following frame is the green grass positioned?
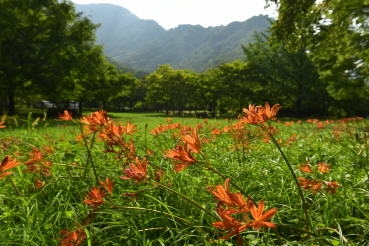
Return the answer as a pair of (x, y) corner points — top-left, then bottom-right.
(0, 110), (369, 245)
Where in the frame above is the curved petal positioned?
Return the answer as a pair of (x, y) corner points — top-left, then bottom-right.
(258, 221), (276, 228)
(259, 208), (278, 221)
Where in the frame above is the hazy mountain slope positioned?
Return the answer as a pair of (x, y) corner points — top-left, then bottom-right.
(75, 3), (166, 60)
(74, 3), (271, 73)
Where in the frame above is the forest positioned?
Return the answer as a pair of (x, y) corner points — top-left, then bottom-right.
(1, 0), (368, 117)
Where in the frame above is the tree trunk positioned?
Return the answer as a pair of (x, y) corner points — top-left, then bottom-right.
(0, 95), (6, 115)
(79, 98), (84, 116)
(8, 90), (16, 116)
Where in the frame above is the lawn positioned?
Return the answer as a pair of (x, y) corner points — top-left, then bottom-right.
(0, 106), (368, 245)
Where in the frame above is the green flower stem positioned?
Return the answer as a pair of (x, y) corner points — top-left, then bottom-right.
(198, 159), (251, 201)
(157, 183), (218, 220)
(113, 206), (214, 240)
(8, 175), (22, 197)
(80, 127), (99, 183)
(263, 124), (310, 232)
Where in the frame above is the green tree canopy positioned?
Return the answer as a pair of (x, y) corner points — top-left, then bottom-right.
(267, 0), (369, 115)
(0, 0), (99, 115)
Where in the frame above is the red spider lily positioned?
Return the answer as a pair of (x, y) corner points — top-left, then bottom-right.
(212, 209), (249, 246)
(325, 181), (340, 194)
(299, 161), (313, 173)
(181, 125), (201, 154)
(83, 186), (106, 207)
(317, 162), (331, 173)
(60, 225), (86, 246)
(121, 158), (148, 183)
(58, 110), (73, 121)
(0, 122), (5, 128)
(0, 156), (21, 179)
(99, 178), (113, 194)
(247, 200), (277, 230)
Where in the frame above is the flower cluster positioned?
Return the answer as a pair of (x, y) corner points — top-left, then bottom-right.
(298, 161), (340, 194)
(209, 179), (277, 245)
(240, 102), (281, 125)
(165, 125), (202, 172)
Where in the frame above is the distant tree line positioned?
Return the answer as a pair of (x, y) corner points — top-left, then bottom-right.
(142, 32), (368, 117)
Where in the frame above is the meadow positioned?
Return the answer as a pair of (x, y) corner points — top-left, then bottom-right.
(0, 104), (368, 246)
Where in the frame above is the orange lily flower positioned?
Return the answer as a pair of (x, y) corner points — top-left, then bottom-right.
(317, 162), (331, 173)
(257, 102), (281, 121)
(240, 105), (265, 125)
(299, 161), (313, 173)
(247, 200), (277, 230)
(166, 144), (198, 172)
(209, 178), (250, 212)
(0, 156), (21, 179)
(121, 157), (148, 183)
(209, 178), (236, 208)
(0, 122), (5, 128)
(60, 225), (86, 246)
(298, 177), (323, 193)
(80, 110), (111, 131)
(100, 178), (113, 194)
(212, 208), (249, 245)
(124, 121), (138, 135)
(166, 143), (198, 163)
(83, 186), (106, 207)
(298, 177), (312, 190)
(181, 125), (201, 154)
(324, 181), (340, 194)
(58, 110), (73, 121)
(240, 103), (281, 125)
(35, 178), (43, 190)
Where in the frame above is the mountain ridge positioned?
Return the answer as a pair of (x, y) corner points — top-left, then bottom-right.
(75, 3), (271, 72)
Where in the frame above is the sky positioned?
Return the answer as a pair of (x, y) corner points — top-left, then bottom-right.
(71, 0), (277, 30)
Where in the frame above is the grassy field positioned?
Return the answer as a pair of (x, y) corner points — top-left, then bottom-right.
(0, 107), (369, 245)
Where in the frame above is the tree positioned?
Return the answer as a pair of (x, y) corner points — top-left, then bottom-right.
(217, 60), (259, 114)
(267, 0), (369, 115)
(0, 0), (99, 115)
(94, 61), (139, 110)
(242, 32), (330, 116)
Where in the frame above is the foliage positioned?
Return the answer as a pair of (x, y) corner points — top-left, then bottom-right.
(0, 0), (99, 115)
(242, 33), (331, 116)
(267, 0), (369, 114)
(0, 108), (369, 245)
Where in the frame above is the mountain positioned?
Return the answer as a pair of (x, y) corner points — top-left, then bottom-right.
(75, 3), (271, 73)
